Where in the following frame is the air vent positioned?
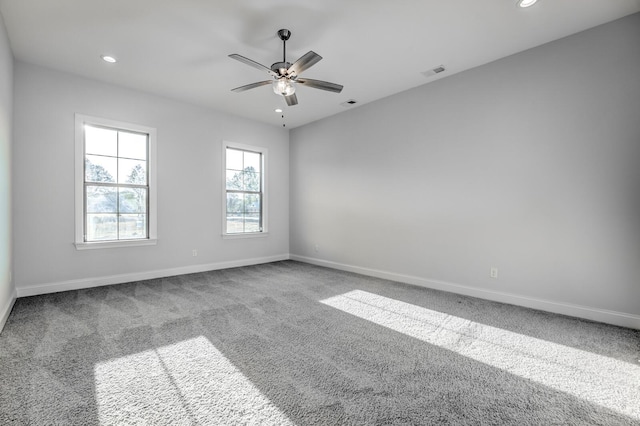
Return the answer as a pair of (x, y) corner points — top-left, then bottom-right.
(340, 99), (358, 107)
(422, 65), (446, 77)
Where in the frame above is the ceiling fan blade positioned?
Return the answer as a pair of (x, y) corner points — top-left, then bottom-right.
(231, 81), (272, 93)
(296, 78), (343, 93)
(287, 51), (322, 76)
(229, 54), (277, 77)
(284, 93), (298, 106)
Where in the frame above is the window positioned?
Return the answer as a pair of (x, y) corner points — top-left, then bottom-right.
(223, 142), (267, 236)
(75, 114), (157, 249)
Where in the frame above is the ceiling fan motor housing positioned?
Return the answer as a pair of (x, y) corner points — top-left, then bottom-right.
(271, 61), (293, 76)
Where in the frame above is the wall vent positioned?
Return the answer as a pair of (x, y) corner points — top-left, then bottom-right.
(422, 65), (446, 77)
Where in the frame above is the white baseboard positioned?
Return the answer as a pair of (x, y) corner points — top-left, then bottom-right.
(0, 286), (17, 333)
(13, 253), (640, 330)
(15, 254), (290, 298)
(290, 255), (640, 330)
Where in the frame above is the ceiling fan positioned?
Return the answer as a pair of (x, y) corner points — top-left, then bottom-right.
(229, 29), (343, 106)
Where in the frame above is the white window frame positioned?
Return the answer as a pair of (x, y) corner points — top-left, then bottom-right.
(74, 114), (158, 249)
(222, 141), (268, 239)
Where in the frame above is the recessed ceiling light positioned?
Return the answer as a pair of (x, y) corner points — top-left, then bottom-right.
(517, 0), (539, 7)
(275, 108), (283, 113)
(101, 55), (117, 63)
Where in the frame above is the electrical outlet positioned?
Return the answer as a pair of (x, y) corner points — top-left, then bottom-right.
(192, 249), (198, 257)
(490, 267), (498, 278)
(314, 244), (319, 253)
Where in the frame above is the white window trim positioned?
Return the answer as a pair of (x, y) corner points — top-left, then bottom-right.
(74, 113), (158, 249)
(222, 141), (268, 239)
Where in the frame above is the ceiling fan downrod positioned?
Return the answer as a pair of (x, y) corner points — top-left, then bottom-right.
(277, 29), (291, 63)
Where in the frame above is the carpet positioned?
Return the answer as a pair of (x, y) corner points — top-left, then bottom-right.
(1, 261), (638, 425)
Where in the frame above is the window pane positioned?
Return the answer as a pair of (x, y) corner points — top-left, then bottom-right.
(119, 214), (147, 239)
(226, 148), (243, 171)
(226, 193), (243, 214)
(244, 171), (261, 192)
(244, 194), (260, 213)
(85, 155), (117, 183)
(118, 132), (147, 160)
(119, 188), (147, 213)
(244, 213), (261, 232)
(226, 216), (244, 234)
(85, 126), (117, 157)
(227, 193), (245, 233)
(86, 214), (118, 241)
(244, 152), (261, 173)
(226, 170), (243, 190)
(86, 186), (117, 213)
(119, 158), (147, 184)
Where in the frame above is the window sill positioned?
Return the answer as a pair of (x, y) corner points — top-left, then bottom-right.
(75, 239), (158, 250)
(222, 232), (269, 240)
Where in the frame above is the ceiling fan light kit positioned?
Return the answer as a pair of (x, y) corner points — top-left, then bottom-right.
(229, 29), (343, 106)
(273, 78), (296, 96)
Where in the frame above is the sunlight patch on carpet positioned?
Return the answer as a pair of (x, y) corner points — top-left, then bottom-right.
(94, 336), (293, 425)
(321, 290), (640, 420)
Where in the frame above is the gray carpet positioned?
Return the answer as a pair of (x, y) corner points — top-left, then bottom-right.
(1, 260), (639, 425)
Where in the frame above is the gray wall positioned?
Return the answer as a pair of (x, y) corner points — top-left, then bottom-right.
(12, 62), (289, 293)
(0, 12), (14, 330)
(290, 14), (640, 321)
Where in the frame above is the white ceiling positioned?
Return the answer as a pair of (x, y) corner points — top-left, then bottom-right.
(1, 0), (639, 129)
